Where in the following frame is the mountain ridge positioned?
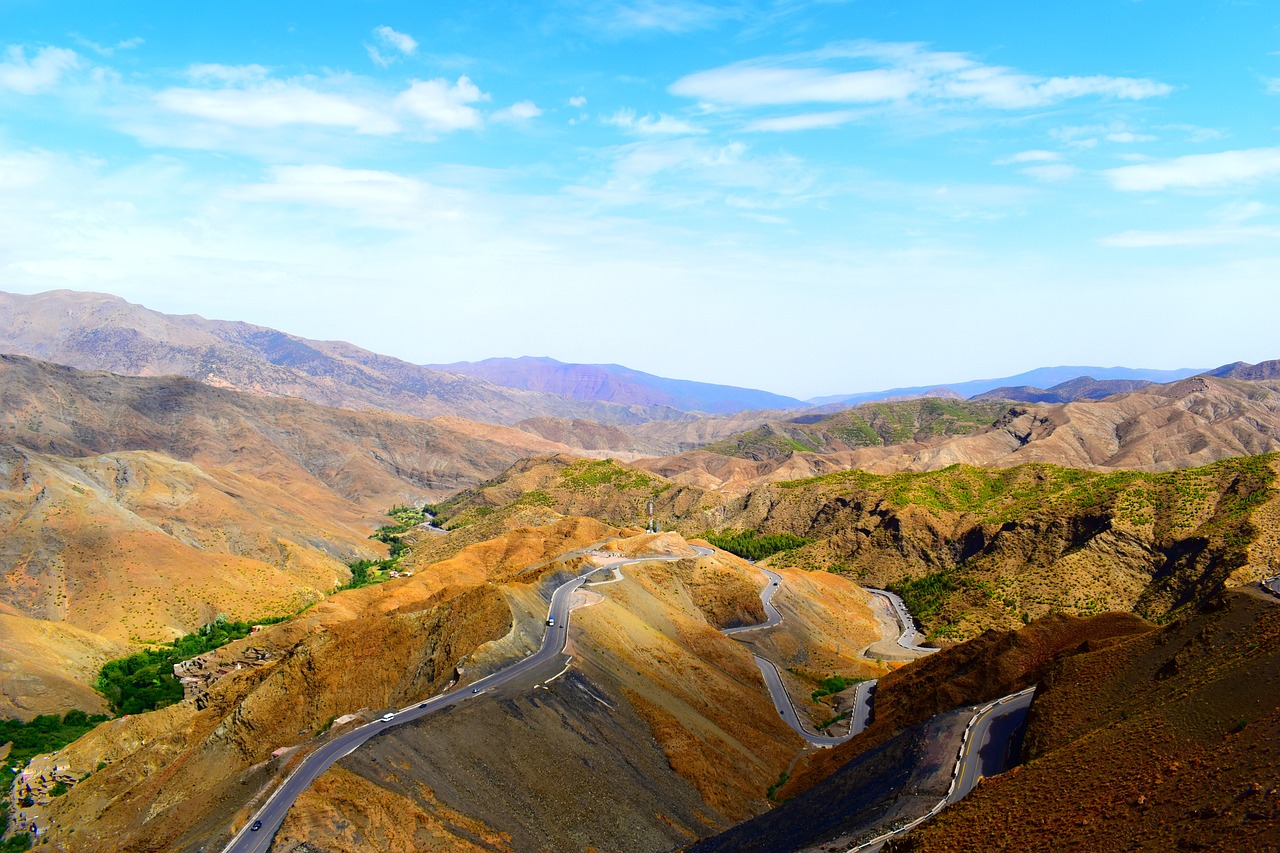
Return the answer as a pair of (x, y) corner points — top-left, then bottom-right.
(428, 355), (806, 414)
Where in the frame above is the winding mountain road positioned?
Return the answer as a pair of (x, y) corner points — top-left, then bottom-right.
(222, 545), (711, 853)
(865, 588), (939, 654)
(723, 562), (874, 747)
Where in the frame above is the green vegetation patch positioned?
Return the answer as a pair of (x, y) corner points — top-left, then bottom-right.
(558, 458), (656, 492)
(888, 568), (957, 625)
(342, 504), (431, 589)
(707, 530), (809, 561)
(0, 710), (109, 775)
(95, 615), (284, 715)
(810, 674), (863, 703)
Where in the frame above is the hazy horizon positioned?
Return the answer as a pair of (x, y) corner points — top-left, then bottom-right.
(2, 1), (1277, 398)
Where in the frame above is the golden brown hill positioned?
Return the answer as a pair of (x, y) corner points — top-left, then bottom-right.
(0, 289), (688, 426)
(0, 355), (613, 716)
(638, 376), (1280, 493)
(270, 531), (880, 852)
(26, 517), (615, 852)
(887, 589), (1280, 852)
(29, 518), (877, 853)
(0, 354), (593, 507)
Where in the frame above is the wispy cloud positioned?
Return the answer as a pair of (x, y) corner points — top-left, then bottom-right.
(71, 35), (144, 58)
(603, 108), (704, 135)
(1021, 164), (1078, 183)
(492, 100), (542, 122)
(1101, 224), (1280, 248)
(367, 25), (418, 67)
(671, 41), (1173, 111)
(155, 77), (399, 135)
(596, 0), (737, 34)
(742, 110), (860, 132)
(0, 45), (80, 94)
(1105, 146), (1280, 191)
(1265, 77), (1280, 95)
(569, 95), (587, 107)
(995, 150), (1061, 164)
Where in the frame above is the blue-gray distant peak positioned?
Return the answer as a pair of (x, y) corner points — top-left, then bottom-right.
(811, 365), (1204, 406)
(429, 356), (805, 415)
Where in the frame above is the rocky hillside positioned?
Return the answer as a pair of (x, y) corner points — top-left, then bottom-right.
(698, 399), (1009, 461)
(430, 355), (805, 414)
(438, 451), (1280, 643)
(886, 588), (1280, 852)
(690, 610), (1154, 852)
(0, 289), (688, 426)
(26, 517), (879, 852)
(638, 375), (1280, 493)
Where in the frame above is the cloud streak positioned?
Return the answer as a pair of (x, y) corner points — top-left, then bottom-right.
(671, 40), (1172, 112)
(1105, 146), (1280, 191)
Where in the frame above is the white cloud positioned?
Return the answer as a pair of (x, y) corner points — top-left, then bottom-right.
(492, 100), (542, 122)
(367, 26), (418, 68)
(395, 76), (489, 131)
(233, 165), (427, 215)
(743, 110), (859, 132)
(995, 150), (1061, 164)
(569, 95), (587, 107)
(1105, 146), (1280, 191)
(671, 41), (1173, 112)
(155, 80), (399, 134)
(604, 109), (704, 135)
(1266, 77), (1280, 95)
(0, 45), (79, 94)
(374, 26), (418, 55)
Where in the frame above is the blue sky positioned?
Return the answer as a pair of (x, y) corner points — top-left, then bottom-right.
(1, 0), (1278, 398)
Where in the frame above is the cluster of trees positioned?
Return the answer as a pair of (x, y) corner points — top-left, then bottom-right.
(0, 710), (109, 775)
(95, 617), (257, 715)
(706, 530), (809, 561)
(343, 505), (428, 589)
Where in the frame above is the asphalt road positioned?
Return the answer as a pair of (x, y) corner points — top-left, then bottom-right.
(849, 687), (1036, 852)
(947, 688), (1034, 803)
(865, 588), (939, 654)
(722, 563), (784, 635)
(1264, 576), (1280, 599)
(222, 546), (708, 853)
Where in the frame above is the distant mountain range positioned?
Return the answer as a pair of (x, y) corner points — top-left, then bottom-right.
(0, 289), (1262, 425)
(429, 356), (805, 414)
(809, 365), (1204, 406)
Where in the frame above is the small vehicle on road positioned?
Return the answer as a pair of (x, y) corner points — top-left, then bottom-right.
(419, 702), (428, 708)
(546, 617), (555, 626)
(471, 687), (480, 694)
(381, 712), (395, 721)
(250, 820), (263, 832)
